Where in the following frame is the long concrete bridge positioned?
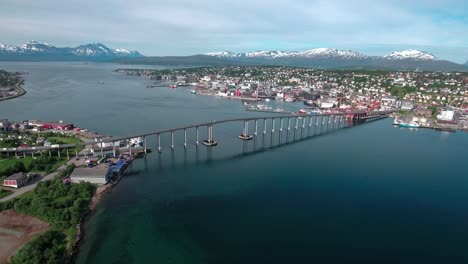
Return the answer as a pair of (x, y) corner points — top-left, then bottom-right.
(0, 110), (394, 159)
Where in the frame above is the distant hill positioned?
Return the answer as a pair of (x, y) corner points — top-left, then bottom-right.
(117, 48), (467, 71)
(1, 41), (466, 71)
(0, 41), (142, 61)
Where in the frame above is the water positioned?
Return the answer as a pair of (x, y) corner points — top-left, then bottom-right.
(1, 62), (468, 264)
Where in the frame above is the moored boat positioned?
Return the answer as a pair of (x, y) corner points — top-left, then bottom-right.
(399, 121), (420, 128)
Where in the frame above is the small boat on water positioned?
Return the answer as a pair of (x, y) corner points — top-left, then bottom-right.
(298, 109), (308, 114)
(170, 85), (176, 89)
(399, 121), (420, 128)
(190, 89), (197, 94)
(393, 118), (400, 126)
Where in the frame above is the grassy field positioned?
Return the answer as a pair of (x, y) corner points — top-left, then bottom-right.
(0, 189), (12, 199)
(0, 156), (67, 176)
(47, 136), (82, 145)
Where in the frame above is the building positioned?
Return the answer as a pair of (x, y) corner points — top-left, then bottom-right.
(0, 119), (11, 130)
(415, 108), (433, 119)
(29, 120), (74, 131)
(437, 110), (455, 121)
(3, 173), (28, 188)
(70, 167), (112, 184)
(400, 101), (416, 110)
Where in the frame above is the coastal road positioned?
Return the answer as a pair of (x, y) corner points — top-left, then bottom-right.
(0, 151), (87, 203)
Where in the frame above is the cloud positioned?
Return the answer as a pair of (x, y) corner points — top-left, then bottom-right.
(0, 0), (467, 62)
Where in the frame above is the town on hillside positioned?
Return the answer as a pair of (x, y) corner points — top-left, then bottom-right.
(117, 66), (468, 131)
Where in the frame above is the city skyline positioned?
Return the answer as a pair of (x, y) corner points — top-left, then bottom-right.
(1, 0), (467, 63)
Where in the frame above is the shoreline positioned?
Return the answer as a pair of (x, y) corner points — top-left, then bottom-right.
(0, 81), (27, 102)
(69, 165), (126, 263)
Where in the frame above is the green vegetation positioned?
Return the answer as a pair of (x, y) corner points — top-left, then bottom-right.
(0, 188), (12, 199)
(1, 164), (95, 263)
(9, 230), (68, 264)
(0, 156), (67, 176)
(389, 86), (417, 99)
(46, 136), (81, 145)
(0, 70), (22, 87)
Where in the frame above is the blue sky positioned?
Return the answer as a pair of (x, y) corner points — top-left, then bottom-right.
(1, 0), (467, 63)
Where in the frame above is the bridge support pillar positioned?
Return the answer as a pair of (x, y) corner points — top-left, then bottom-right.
(287, 118), (291, 142)
(171, 131), (174, 150)
(23, 152), (26, 158)
(144, 137), (148, 153)
(57, 150), (60, 158)
(184, 129), (187, 148)
(157, 134), (162, 153)
(203, 125), (218, 146)
(279, 118), (283, 143)
(308, 116), (312, 136)
(294, 118), (298, 140)
(76, 150), (79, 159)
(49, 150), (51, 157)
(113, 143), (116, 157)
(32, 152), (34, 158)
(254, 120), (258, 137)
(129, 144), (132, 156)
(239, 121), (253, 140)
(67, 149), (70, 160)
(271, 119), (275, 136)
(263, 119), (267, 136)
(301, 117), (305, 138)
(100, 144), (103, 157)
(196, 127), (199, 146)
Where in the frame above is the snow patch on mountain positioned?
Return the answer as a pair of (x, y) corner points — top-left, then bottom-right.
(384, 49), (438, 61)
(206, 48), (368, 59)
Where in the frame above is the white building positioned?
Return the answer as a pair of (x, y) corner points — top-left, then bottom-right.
(437, 110), (454, 121)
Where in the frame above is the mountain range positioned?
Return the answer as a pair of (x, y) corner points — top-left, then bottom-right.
(0, 41), (467, 71)
(119, 48), (467, 71)
(0, 41), (142, 61)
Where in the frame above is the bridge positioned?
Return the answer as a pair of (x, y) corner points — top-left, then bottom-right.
(0, 110), (393, 159)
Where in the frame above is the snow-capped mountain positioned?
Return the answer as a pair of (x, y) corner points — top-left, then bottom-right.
(298, 48), (367, 59)
(206, 48), (367, 59)
(0, 41), (142, 61)
(383, 49), (438, 61)
(20, 40), (56, 52)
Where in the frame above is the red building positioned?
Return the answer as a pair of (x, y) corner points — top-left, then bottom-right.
(3, 173), (28, 188)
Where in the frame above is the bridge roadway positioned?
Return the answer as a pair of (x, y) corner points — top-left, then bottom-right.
(0, 110), (393, 154)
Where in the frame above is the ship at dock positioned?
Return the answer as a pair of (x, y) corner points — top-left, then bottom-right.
(399, 121), (420, 128)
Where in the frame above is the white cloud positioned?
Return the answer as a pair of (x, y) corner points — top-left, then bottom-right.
(0, 0), (467, 62)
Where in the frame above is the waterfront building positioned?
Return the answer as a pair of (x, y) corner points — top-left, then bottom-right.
(3, 173), (28, 188)
(437, 110), (455, 121)
(70, 167), (112, 184)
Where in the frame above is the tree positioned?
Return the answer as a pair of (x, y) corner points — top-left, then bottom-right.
(13, 161), (26, 173)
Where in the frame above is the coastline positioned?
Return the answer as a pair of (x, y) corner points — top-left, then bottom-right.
(0, 81), (27, 102)
(69, 169), (124, 263)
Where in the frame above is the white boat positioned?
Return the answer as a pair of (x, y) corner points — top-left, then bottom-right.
(399, 122), (420, 128)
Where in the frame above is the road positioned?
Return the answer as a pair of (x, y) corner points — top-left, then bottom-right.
(0, 152), (87, 203)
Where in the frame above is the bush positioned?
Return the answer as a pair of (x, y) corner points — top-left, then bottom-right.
(9, 230), (69, 264)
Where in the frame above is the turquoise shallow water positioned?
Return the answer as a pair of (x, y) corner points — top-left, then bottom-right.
(1, 62), (468, 264)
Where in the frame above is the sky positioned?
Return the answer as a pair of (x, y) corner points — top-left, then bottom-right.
(1, 0), (467, 63)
